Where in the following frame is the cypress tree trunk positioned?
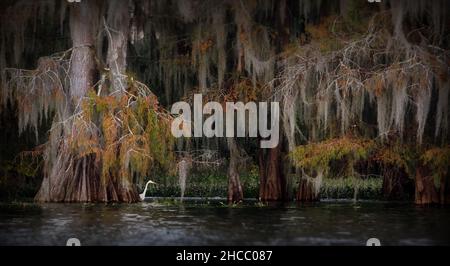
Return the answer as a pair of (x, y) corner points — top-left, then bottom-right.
(297, 178), (320, 202)
(415, 166), (440, 204)
(259, 145), (286, 201)
(258, 0), (290, 202)
(296, 169), (322, 202)
(293, 161), (321, 202)
(227, 138), (243, 203)
(68, 0), (100, 102)
(415, 165), (449, 205)
(106, 0), (130, 91)
(35, 1), (101, 202)
(35, 0), (139, 203)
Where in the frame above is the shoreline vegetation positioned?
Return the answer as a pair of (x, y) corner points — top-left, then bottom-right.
(147, 175), (385, 201)
(0, 172), (386, 202)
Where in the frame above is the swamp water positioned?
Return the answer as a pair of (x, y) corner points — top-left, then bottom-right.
(0, 200), (449, 246)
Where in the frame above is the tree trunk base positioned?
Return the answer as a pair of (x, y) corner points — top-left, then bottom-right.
(296, 170), (322, 202)
(35, 154), (140, 203)
(259, 146), (287, 201)
(228, 174), (243, 204)
(227, 138), (243, 204)
(296, 178), (320, 202)
(415, 166), (440, 205)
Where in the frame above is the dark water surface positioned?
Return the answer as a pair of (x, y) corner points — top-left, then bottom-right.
(0, 200), (449, 246)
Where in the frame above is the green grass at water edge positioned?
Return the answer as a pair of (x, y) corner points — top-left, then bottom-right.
(148, 174), (383, 200)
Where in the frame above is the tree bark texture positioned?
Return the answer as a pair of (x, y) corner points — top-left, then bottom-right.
(227, 138), (244, 203)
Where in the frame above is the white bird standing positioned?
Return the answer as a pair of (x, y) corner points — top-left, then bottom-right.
(139, 180), (157, 201)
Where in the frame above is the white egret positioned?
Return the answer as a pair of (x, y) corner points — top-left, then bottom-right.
(139, 180), (157, 201)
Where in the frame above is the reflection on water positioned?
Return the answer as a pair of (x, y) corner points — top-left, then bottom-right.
(0, 201), (449, 246)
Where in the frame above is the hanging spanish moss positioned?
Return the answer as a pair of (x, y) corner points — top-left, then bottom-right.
(0, 0), (448, 204)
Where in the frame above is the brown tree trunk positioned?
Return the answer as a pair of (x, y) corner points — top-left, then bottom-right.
(259, 144), (286, 201)
(415, 165), (440, 205)
(257, 0), (291, 202)
(439, 171), (450, 204)
(35, 1), (101, 203)
(297, 179), (319, 202)
(415, 165), (450, 205)
(258, 150), (266, 199)
(227, 138), (243, 203)
(296, 170), (322, 202)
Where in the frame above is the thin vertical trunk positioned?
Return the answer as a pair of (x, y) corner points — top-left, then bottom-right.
(258, 150), (266, 199)
(227, 138), (243, 203)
